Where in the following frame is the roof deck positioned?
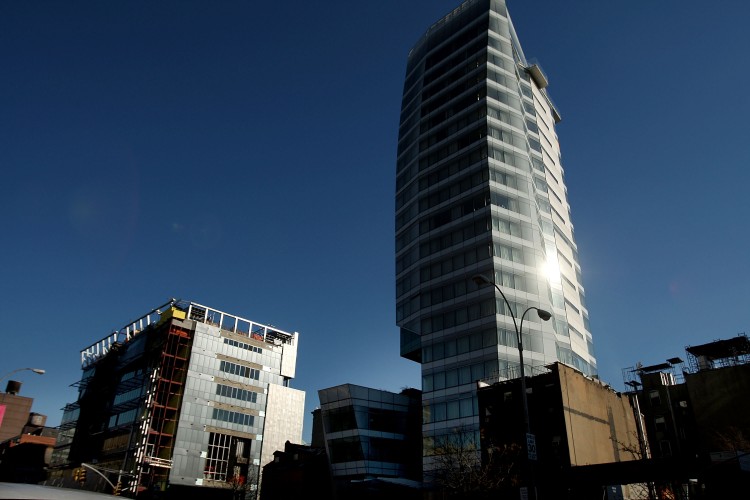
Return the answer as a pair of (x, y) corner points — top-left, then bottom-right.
(80, 299), (297, 368)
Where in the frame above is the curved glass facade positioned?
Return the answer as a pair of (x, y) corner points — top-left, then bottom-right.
(395, 0), (596, 456)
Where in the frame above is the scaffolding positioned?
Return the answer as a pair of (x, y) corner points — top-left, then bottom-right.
(685, 333), (750, 372)
(622, 357), (686, 390)
(133, 322), (190, 494)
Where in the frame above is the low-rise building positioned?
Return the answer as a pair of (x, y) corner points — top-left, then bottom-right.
(313, 384), (422, 499)
(478, 362), (643, 498)
(623, 333), (750, 498)
(48, 299), (304, 498)
(259, 440), (332, 500)
(0, 412), (57, 484)
(0, 382), (34, 443)
(0, 380), (57, 485)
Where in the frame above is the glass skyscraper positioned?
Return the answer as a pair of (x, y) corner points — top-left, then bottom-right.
(395, 0), (596, 457)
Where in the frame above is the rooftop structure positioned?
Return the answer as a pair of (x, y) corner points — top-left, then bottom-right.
(685, 334), (750, 372)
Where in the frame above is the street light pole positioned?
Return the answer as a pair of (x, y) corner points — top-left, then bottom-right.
(0, 368), (45, 387)
(472, 274), (551, 497)
(517, 307), (543, 434)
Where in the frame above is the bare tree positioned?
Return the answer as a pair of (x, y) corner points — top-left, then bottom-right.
(425, 428), (521, 499)
(610, 432), (656, 500)
(610, 431), (647, 460)
(225, 465), (259, 500)
(227, 473), (247, 500)
(710, 425), (750, 453)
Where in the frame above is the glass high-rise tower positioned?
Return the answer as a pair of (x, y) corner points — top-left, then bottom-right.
(395, 0), (596, 457)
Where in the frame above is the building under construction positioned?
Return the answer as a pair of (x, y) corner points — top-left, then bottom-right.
(49, 299), (304, 498)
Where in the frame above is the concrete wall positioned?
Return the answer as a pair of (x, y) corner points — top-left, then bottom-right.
(261, 384), (305, 470)
(556, 364), (641, 466)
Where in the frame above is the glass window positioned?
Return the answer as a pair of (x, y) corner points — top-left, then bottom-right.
(471, 363), (484, 383)
(434, 371), (446, 390)
(460, 397), (473, 418)
(423, 345), (433, 363)
(324, 407), (357, 433)
(654, 416), (667, 432)
(455, 307), (468, 326)
(447, 400), (460, 420)
(485, 360), (498, 379)
(444, 339), (457, 357)
(329, 437), (365, 463)
(433, 343), (445, 360)
(434, 403), (447, 422)
(205, 432), (231, 481)
(468, 303), (481, 321)
(481, 298), (494, 318)
(649, 390), (661, 406)
(446, 369), (458, 388)
(470, 332), (483, 351)
(457, 336), (471, 354)
(483, 329), (496, 347)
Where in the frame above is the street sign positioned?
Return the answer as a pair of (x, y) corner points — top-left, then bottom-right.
(526, 433), (537, 461)
(520, 486), (529, 500)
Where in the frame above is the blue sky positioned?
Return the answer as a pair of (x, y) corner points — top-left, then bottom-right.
(2, 0), (749, 443)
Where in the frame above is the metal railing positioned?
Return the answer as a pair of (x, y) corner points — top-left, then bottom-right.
(80, 299), (297, 368)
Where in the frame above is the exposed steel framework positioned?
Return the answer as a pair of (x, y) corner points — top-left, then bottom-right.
(132, 321), (190, 494)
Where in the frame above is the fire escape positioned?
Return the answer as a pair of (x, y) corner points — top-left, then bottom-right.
(134, 321), (191, 493)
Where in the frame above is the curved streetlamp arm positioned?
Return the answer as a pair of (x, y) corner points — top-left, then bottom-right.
(472, 274), (519, 336)
(494, 283), (519, 338)
(81, 463), (116, 490)
(0, 368), (45, 386)
(519, 307), (542, 346)
(519, 308), (533, 351)
(519, 307), (553, 349)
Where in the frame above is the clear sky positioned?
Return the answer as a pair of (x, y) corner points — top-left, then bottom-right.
(2, 0), (750, 444)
